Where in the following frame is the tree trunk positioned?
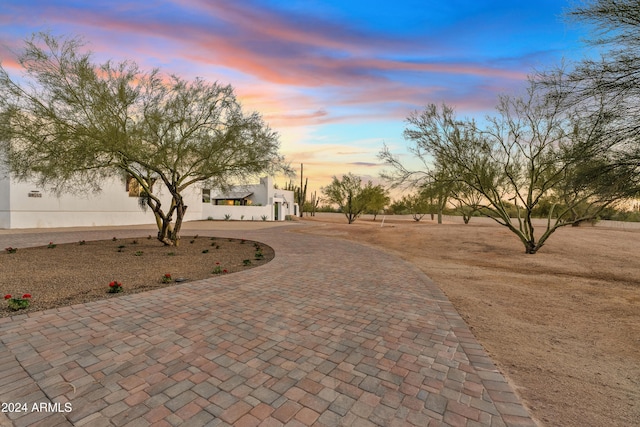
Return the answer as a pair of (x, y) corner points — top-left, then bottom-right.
(158, 219), (174, 246)
(146, 197), (175, 246)
(170, 204), (187, 247)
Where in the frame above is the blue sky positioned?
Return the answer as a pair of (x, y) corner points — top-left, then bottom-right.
(0, 0), (591, 194)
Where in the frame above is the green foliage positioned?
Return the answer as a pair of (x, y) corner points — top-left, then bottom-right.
(321, 173), (386, 224)
(5, 294), (31, 310)
(380, 80), (637, 254)
(0, 33), (288, 246)
(363, 183), (390, 220)
(315, 204), (339, 213)
(393, 192), (434, 221)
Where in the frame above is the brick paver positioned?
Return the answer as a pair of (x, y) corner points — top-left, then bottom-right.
(0, 222), (537, 426)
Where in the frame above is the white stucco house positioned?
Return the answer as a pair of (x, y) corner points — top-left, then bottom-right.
(202, 176), (297, 222)
(0, 167), (296, 229)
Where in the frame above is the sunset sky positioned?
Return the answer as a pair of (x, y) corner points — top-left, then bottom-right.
(0, 1), (592, 196)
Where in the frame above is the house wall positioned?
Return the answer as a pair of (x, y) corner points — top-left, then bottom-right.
(208, 176), (296, 221)
(259, 176), (296, 219)
(0, 174), (10, 229)
(4, 176), (203, 229)
(0, 168), (287, 228)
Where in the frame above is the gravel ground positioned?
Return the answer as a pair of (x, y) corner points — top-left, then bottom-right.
(0, 234), (274, 317)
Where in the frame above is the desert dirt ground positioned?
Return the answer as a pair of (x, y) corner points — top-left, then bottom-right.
(294, 214), (640, 427)
(1, 216), (638, 426)
(0, 234), (274, 317)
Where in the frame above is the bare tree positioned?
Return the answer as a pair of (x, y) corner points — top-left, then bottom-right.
(0, 33), (287, 245)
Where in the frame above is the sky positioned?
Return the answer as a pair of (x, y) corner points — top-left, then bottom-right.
(0, 0), (592, 197)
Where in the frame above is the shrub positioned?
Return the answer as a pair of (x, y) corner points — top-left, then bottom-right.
(5, 294), (31, 310)
(108, 281), (123, 293)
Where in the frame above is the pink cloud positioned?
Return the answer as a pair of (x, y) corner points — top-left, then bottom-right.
(2, 3), (527, 91)
(0, 2), (534, 163)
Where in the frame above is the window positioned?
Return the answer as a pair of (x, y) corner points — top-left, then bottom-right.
(126, 175), (155, 197)
(202, 189), (211, 203)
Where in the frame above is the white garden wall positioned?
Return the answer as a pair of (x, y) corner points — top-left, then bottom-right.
(201, 204), (272, 221)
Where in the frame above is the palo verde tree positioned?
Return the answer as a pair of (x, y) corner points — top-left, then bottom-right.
(448, 180), (483, 224)
(321, 173), (382, 224)
(539, 0), (640, 196)
(0, 33), (286, 245)
(419, 171), (453, 224)
(380, 106), (459, 224)
(380, 80), (634, 254)
(364, 183), (390, 220)
(394, 190), (433, 221)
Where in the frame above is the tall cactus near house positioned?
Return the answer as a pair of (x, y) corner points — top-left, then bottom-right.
(310, 190), (320, 216)
(298, 164), (307, 217)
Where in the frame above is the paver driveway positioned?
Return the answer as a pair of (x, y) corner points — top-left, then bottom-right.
(0, 223), (536, 426)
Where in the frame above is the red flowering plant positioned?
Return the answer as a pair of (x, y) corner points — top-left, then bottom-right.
(108, 281), (123, 293)
(162, 273), (172, 283)
(5, 293), (31, 311)
(212, 262), (223, 274)
(5, 247), (17, 254)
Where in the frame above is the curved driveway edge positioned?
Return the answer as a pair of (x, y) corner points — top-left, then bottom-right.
(0, 223), (536, 426)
